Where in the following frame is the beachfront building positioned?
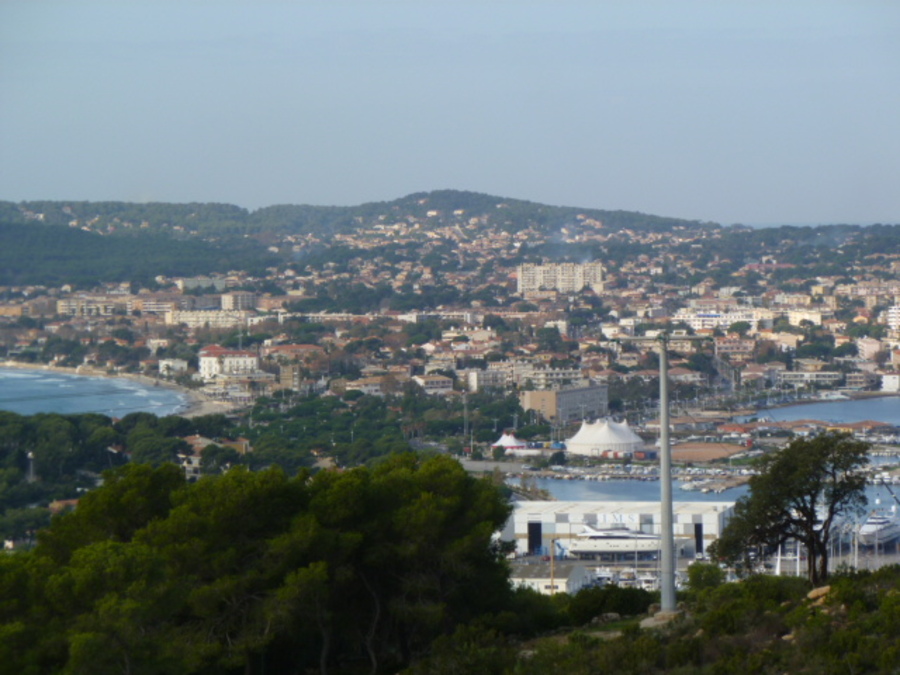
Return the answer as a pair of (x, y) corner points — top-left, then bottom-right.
(777, 370), (843, 388)
(198, 345), (260, 382)
(158, 358), (189, 377)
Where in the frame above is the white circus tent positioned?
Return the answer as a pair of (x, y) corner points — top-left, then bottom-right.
(565, 418), (645, 457)
(491, 431), (541, 457)
(491, 431), (527, 451)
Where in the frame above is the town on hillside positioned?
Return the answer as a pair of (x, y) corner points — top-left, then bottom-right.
(3, 195), (900, 588)
(3, 198), (900, 468)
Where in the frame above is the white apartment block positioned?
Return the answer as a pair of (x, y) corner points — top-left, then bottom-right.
(466, 369), (508, 392)
(787, 308), (834, 327)
(773, 293), (812, 306)
(165, 310), (251, 329)
(198, 345), (260, 381)
(412, 374), (455, 396)
(344, 376), (393, 397)
(671, 308), (760, 332)
(130, 298), (179, 314)
(882, 305), (900, 331)
(221, 292), (257, 311)
(881, 373), (900, 393)
(525, 366), (585, 390)
(517, 262), (605, 296)
(175, 276), (228, 292)
(57, 297), (117, 317)
(777, 370), (843, 387)
(158, 358), (189, 376)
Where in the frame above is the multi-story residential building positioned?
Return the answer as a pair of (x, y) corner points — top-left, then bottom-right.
(260, 343), (325, 362)
(881, 373), (900, 393)
(855, 337), (884, 361)
(165, 310), (250, 329)
(517, 262), (604, 296)
(344, 376), (395, 397)
(466, 368), (508, 392)
(127, 294), (195, 314)
(519, 382), (608, 424)
(0, 304), (24, 317)
(412, 374), (455, 396)
(777, 370), (843, 388)
(525, 366), (584, 390)
(221, 291), (257, 311)
(57, 297), (118, 317)
(670, 308), (761, 332)
(198, 345), (259, 381)
(175, 276), (228, 292)
(773, 293), (812, 306)
(787, 308), (834, 327)
(844, 371), (878, 391)
(882, 305), (900, 330)
(158, 358), (189, 376)
(714, 337), (756, 362)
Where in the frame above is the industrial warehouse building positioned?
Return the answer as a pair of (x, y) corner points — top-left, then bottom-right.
(502, 500), (736, 560)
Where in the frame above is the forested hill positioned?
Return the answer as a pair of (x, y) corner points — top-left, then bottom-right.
(0, 190), (713, 239)
(4, 190), (900, 289)
(0, 221), (277, 287)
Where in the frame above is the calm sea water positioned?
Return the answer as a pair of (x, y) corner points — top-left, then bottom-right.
(754, 395), (900, 426)
(529, 477), (749, 503)
(0, 367), (188, 417)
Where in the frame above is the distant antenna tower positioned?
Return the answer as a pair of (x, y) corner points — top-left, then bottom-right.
(463, 393), (469, 440)
(26, 451), (36, 483)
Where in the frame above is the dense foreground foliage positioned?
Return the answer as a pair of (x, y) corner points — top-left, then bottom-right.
(3, 452), (900, 673)
(0, 456), (513, 674)
(409, 566), (900, 675)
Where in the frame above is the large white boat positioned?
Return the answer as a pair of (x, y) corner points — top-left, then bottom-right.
(858, 508), (900, 547)
(568, 523), (661, 556)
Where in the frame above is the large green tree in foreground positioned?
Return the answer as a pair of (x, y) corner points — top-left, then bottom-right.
(1, 455), (512, 674)
(713, 432), (869, 585)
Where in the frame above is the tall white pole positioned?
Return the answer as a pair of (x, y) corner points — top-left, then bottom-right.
(658, 334), (676, 612)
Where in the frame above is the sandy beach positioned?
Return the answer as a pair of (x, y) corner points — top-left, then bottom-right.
(0, 360), (239, 418)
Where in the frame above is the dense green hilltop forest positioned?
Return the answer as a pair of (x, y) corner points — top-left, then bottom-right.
(0, 221), (278, 287)
(3, 190), (900, 289)
(1, 191), (710, 237)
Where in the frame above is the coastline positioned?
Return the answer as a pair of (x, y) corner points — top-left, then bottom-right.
(0, 360), (239, 419)
(717, 390), (900, 422)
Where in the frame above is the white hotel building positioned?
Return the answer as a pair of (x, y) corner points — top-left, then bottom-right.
(198, 345), (260, 382)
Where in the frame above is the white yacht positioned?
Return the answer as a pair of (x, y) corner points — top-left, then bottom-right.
(568, 523), (661, 556)
(858, 506), (900, 547)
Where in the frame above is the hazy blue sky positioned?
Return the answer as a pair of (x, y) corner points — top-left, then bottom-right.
(2, 1), (898, 225)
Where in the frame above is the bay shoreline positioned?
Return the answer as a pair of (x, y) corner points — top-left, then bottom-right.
(0, 360), (238, 419)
